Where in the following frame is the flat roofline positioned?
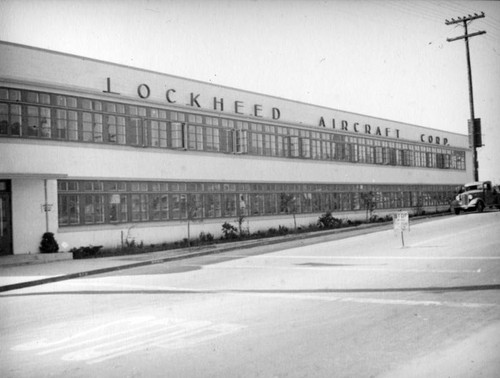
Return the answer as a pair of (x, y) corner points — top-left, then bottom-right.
(0, 173), (68, 180)
(0, 40), (467, 138)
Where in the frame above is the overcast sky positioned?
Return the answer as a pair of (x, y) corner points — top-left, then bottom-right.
(1, 0), (499, 182)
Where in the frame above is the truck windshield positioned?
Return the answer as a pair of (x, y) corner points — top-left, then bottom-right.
(465, 185), (480, 191)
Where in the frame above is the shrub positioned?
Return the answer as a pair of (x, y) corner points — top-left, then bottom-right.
(318, 212), (342, 229)
(199, 232), (214, 243)
(71, 245), (103, 259)
(222, 222), (238, 239)
(267, 227), (278, 236)
(278, 225), (289, 235)
(39, 232), (59, 253)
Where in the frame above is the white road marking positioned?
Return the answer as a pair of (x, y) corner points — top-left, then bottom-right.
(12, 317), (244, 365)
(244, 292), (500, 309)
(11, 316), (155, 351)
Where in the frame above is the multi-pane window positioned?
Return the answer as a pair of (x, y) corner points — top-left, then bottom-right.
(171, 194), (187, 219)
(311, 133), (321, 160)
(301, 192), (312, 213)
(188, 125), (204, 150)
(0, 103), (22, 136)
(84, 195), (105, 224)
(300, 138), (311, 158)
(172, 122), (187, 149)
(109, 194), (128, 223)
(106, 115), (126, 144)
(58, 195), (80, 225)
(395, 149), (403, 166)
(426, 151), (435, 168)
(455, 151), (465, 170)
(223, 193), (237, 217)
(374, 146), (383, 164)
(0, 88), (21, 102)
(205, 193), (222, 218)
(351, 143), (359, 162)
(55, 109), (78, 140)
(250, 132), (263, 155)
(150, 120), (168, 148)
(130, 118), (146, 146)
(150, 193), (169, 221)
(290, 136), (299, 157)
(276, 136), (288, 157)
(56, 95), (77, 108)
(82, 112), (103, 142)
(299, 131), (310, 158)
(205, 127), (219, 152)
(403, 150), (413, 166)
(27, 106), (51, 137)
(131, 194), (149, 221)
(234, 129), (248, 153)
(263, 126), (276, 156)
(188, 193), (204, 219)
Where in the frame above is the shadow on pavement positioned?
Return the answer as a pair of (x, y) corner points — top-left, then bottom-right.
(2, 283), (500, 298)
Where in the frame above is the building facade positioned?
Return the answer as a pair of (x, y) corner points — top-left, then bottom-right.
(0, 41), (471, 255)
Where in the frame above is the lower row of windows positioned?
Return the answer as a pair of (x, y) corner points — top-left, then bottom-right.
(58, 180), (456, 226)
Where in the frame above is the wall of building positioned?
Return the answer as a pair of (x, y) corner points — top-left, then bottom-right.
(1, 139), (470, 187)
(11, 178), (58, 254)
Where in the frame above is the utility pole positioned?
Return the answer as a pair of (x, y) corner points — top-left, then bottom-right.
(445, 12), (486, 182)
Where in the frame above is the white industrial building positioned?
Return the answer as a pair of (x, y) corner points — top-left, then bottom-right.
(0, 41), (471, 255)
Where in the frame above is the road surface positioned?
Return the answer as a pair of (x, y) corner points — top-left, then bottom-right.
(1, 212), (500, 377)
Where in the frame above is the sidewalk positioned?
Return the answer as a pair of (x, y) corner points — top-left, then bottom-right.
(0, 220), (407, 292)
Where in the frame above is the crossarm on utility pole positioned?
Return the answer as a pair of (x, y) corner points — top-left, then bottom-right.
(447, 30), (486, 42)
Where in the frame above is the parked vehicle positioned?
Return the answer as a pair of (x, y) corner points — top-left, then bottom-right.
(451, 181), (500, 214)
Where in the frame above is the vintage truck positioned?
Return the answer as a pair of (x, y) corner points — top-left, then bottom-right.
(451, 181), (500, 214)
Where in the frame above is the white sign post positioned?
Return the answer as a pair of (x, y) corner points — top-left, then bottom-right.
(393, 211), (410, 247)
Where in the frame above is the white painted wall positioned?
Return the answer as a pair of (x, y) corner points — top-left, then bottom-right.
(11, 178), (58, 254)
(1, 139), (470, 187)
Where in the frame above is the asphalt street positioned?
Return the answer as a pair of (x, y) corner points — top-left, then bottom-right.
(1, 212), (500, 377)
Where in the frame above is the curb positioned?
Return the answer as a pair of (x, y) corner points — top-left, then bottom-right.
(0, 214), (451, 293)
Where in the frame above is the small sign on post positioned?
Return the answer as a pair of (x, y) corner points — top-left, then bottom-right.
(393, 211), (410, 247)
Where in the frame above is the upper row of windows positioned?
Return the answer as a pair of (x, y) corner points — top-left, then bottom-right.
(0, 87), (461, 144)
(0, 87), (466, 170)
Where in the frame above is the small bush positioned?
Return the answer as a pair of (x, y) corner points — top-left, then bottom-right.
(39, 232), (59, 253)
(318, 212), (342, 229)
(222, 222), (238, 239)
(199, 232), (214, 243)
(71, 245), (103, 259)
(267, 227), (278, 236)
(278, 225), (289, 235)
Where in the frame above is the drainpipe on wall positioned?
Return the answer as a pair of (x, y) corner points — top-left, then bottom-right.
(44, 179), (49, 233)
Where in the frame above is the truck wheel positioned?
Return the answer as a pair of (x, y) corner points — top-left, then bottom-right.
(454, 208), (461, 215)
(476, 202), (484, 213)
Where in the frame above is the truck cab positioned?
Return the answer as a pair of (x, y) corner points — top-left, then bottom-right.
(451, 181), (500, 214)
